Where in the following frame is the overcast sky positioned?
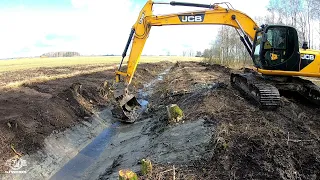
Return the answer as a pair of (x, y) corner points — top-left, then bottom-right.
(0, 0), (269, 59)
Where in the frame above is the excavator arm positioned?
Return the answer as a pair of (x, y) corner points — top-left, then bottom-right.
(112, 1), (261, 122)
(116, 1), (259, 85)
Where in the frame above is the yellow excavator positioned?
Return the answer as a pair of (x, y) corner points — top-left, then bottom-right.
(111, 0), (320, 123)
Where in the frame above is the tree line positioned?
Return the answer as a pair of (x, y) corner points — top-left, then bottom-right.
(41, 52), (80, 57)
(202, 0), (320, 66)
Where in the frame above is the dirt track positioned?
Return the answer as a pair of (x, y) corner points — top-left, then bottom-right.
(1, 61), (320, 180)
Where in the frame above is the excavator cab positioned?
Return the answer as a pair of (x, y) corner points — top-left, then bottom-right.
(252, 25), (300, 71)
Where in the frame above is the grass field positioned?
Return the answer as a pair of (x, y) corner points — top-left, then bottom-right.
(0, 56), (202, 72)
(0, 56), (202, 89)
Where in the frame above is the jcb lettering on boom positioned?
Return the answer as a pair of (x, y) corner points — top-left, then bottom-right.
(178, 14), (205, 22)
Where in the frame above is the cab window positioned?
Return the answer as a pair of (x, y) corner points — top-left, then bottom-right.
(265, 27), (287, 50)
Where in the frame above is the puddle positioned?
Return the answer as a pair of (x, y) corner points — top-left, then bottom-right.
(139, 67), (171, 97)
(137, 99), (149, 111)
(145, 67), (170, 88)
(135, 67), (171, 114)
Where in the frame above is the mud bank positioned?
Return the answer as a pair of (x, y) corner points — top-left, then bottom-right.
(2, 109), (114, 180)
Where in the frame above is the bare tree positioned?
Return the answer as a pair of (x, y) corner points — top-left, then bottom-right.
(196, 51), (202, 57)
(182, 51), (187, 57)
(202, 0), (320, 67)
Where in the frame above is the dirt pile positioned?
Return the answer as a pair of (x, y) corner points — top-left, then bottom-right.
(0, 82), (107, 172)
(141, 61), (320, 180)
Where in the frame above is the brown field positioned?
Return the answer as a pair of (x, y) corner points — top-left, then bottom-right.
(0, 56), (201, 89)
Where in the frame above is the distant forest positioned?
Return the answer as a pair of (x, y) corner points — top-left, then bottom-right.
(41, 52), (80, 57)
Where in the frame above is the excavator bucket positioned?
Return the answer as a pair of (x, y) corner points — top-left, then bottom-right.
(111, 93), (142, 123)
(120, 94), (141, 112)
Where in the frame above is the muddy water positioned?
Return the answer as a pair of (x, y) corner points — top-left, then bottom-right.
(49, 118), (120, 180)
(137, 67), (171, 98)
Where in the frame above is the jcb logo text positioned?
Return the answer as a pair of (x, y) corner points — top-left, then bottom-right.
(301, 54), (315, 61)
(179, 14), (205, 22)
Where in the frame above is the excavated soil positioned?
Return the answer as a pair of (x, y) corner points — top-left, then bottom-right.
(1, 61), (320, 180)
(146, 63), (320, 179)
(137, 61), (320, 180)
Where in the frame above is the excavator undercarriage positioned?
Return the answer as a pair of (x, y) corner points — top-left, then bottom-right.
(231, 69), (320, 109)
(274, 77), (320, 105)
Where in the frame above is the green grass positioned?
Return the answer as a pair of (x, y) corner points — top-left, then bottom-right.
(0, 56), (202, 72)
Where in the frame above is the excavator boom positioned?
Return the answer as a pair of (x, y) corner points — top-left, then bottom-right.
(116, 1), (258, 85)
(112, 1), (260, 122)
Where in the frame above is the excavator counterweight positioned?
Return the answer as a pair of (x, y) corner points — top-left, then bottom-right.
(110, 0), (320, 123)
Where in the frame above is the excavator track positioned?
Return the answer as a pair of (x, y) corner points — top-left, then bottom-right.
(230, 72), (281, 109)
(230, 68), (320, 108)
(296, 78), (320, 105)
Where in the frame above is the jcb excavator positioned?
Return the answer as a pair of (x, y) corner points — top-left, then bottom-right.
(111, 0), (320, 123)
